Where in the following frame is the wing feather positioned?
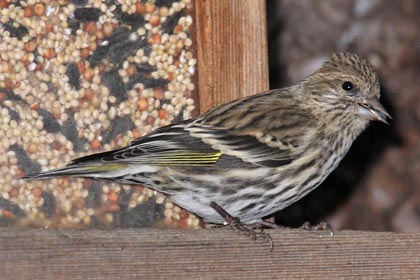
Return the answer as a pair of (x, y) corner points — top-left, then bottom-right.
(69, 123), (222, 167)
(70, 90), (315, 169)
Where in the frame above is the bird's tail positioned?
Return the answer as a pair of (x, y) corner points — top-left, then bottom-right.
(21, 163), (130, 180)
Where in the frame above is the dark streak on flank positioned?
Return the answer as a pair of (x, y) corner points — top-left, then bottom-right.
(298, 172), (321, 194)
(264, 184), (296, 201)
(240, 202), (257, 212)
(291, 156), (319, 177)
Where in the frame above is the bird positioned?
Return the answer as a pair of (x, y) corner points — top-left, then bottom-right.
(23, 52), (390, 232)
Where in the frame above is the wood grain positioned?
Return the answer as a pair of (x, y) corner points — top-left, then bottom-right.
(1, 228), (419, 279)
(194, 0), (269, 113)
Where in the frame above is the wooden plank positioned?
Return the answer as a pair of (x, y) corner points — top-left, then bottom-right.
(194, 0), (269, 113)
(1, 228), (419, 279)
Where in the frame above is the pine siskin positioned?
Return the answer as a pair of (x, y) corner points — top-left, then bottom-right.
(23, 52), (389, 229)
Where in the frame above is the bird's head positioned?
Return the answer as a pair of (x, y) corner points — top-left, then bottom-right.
(305, 52), (390, 124)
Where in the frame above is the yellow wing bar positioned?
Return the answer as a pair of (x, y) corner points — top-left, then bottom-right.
(140, 151), (222, 166)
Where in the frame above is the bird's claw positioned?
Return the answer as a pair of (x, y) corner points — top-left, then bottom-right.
(300, 221), (335, 236)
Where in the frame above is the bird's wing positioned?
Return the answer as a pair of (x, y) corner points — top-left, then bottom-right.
(72, 124), (309, 169)
(69, 122), (223, 167)
(184, 123), (306, 168)
(188, 91), (316, 168)
(70, 90), (315, 168)
(71, 102), (314, 169)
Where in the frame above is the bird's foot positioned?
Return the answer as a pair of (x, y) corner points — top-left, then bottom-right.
(210, 202), (273, 251)
(300, 221), (335, 236)
(241, 218), (334, 236)
(247, 219), (285, 229)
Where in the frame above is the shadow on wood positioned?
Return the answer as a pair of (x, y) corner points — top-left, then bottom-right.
(1, 228), (419, 279)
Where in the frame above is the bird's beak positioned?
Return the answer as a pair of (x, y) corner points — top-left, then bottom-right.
(356, 98), (391, 124)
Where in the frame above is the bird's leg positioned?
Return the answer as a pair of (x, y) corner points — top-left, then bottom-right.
(300, 221), (335, 236)
(210, 201), (273, 250)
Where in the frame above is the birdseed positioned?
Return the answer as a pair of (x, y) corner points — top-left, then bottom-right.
(0, 0), (201, 229)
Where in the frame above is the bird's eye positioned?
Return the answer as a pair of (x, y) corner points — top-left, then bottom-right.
(342, 81), (354, 91)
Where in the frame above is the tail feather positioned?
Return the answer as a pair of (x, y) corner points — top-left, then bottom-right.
(21, 163), (130, 180)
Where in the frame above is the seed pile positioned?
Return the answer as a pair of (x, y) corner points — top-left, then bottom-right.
(0, 0), (201, 229)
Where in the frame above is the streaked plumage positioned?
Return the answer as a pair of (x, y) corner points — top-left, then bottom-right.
(23, 53), (390, 225)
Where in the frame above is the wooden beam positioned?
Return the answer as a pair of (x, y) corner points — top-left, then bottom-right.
(194, 0), (269, 113)
(1, 228), (419, 279)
